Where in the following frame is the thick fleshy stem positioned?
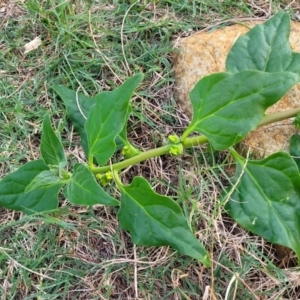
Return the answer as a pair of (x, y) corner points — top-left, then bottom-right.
(90, 107), (300, 175)
(259, 107), (300, 127)
(90, 136), (210, 175)
(90, 144), (171, 174)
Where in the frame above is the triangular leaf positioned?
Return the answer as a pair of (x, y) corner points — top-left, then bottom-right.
(226, 151), (300, 260)
(63, 163), (119, 206)
(0, 160), (63, 214)
(115, 106), (141, 158)
(41, 114), (67, 169)
(25, 170), (63, 193)
(52, 86), (95, 155)
(53, 74), (143, 159)
(183, 70), (299, 150)
(226, 12), (300, 76)
(85, 73), (143, 165)
(118, 176), (210, 266)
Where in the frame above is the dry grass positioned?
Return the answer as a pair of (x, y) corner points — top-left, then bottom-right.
(1, 0), (300, 299)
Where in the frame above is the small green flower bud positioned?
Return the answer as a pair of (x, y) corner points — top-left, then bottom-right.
(96, 172), (113, 187)
(168, 134), (181, 144)
(105, 171), (113, 180)
(169, 143), (183, 156)
(61, 169), (72, 180)
(121, 146), (129, 155)
(122, 144), (142, 158)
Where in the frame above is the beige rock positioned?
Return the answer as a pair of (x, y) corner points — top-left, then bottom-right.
(174, 21), (300, 156)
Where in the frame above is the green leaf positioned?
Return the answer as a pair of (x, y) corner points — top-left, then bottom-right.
(118, 176), (210, 266)
(183, 70), (299, 150)
(63, 163), (119, 206)
(85, 73), (143, 166)
(290, 134), (300, 170)
(25, 170), (63, 193)
(116, 105), (141, 156)
(41, 114), (67, 169)
(226, 151), (300, 260)
(0, 160), (63, 214)
(226, 12), (300, 75)
(53, 74), (143, 159)
(293, 113), (300, 129)
(52, 86), (95, 155)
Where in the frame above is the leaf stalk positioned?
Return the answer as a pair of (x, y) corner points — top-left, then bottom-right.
(259, 107), (300, 127)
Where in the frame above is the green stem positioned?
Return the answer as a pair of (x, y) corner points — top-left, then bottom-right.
(182, 135), (209, 148)
(228, 147), (242, 162)
(90, 107), (300, 175)
(91, 135), (210, 174)
(113, 170), (123, 189)
(259, 107), (300, 127)
(181, 126), (192, 141)
(88, 154), (94, 169)
(91, 144), (171, 174)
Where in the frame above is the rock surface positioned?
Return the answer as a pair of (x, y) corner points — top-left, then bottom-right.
(174, 21), (300, 156)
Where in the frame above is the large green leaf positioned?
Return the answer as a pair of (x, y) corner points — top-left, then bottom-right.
(226, 151), (300, 260)
(118, 176), (210, 266)
(226, 12), (300, 75)
(41, 114), (67, 168)
(85, 73), (143, 166)
(52, 86), (94, 155)
(0, 160), (63, 214)
(53, 74), (143, 158)
(183, 70), (298, 150)
(63, 163), (119, 206)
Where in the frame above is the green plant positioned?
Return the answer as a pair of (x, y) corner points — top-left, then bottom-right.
(2, 11), (300, 268)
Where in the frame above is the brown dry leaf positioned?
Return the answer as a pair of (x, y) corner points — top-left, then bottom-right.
(23, 36), (41, 54)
